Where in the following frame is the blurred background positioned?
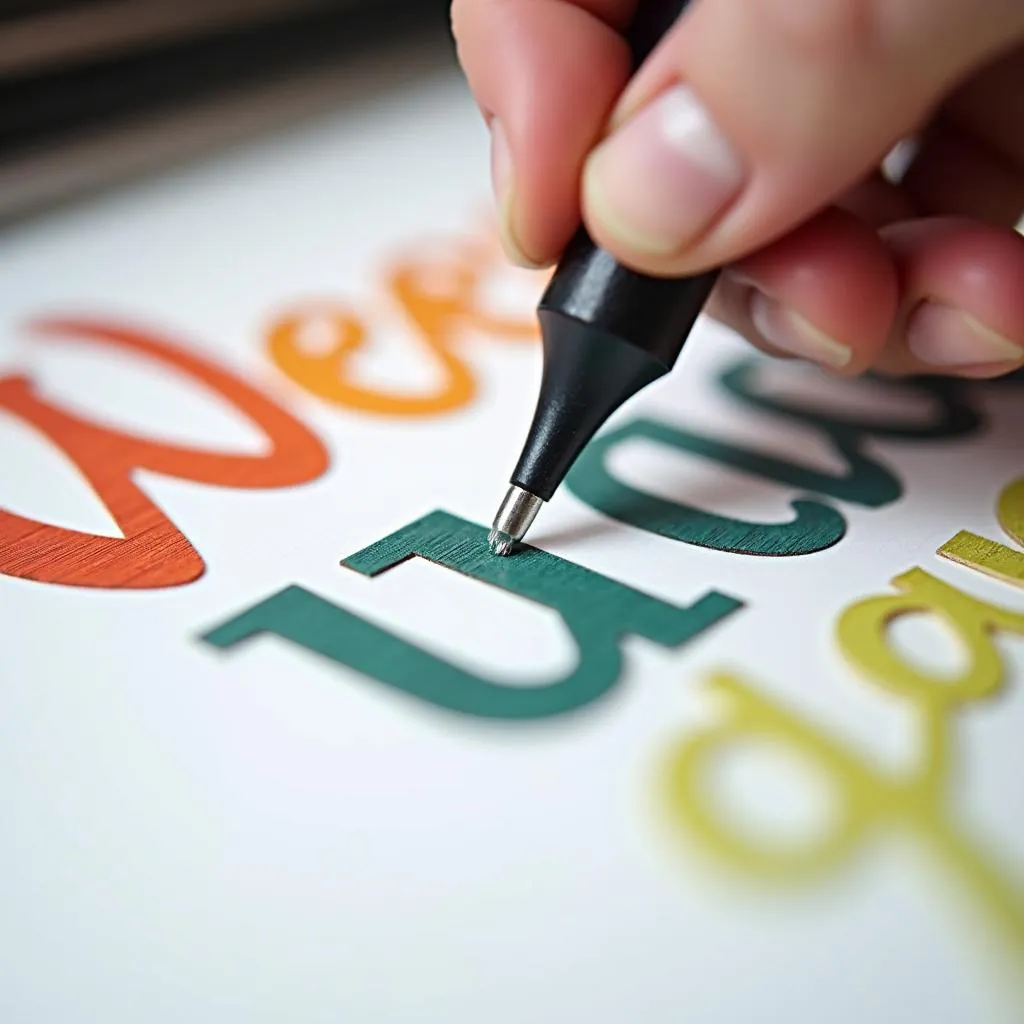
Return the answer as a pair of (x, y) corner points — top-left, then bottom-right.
(0, 0), (454, 222)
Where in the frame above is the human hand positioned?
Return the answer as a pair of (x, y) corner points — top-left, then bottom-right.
(451, 0), (1024, 378)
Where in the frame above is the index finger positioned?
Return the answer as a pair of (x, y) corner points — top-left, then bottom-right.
(451, 0), (637, 266)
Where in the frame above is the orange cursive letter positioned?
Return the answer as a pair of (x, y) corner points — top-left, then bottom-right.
(0, 318), (329, 589)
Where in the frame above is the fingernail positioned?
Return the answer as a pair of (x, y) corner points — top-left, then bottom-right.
(583, 83), (744, 256)
(906, 302), (1024, 368)
(489, 118), (540, 269)
(490, 116), (512, 204)
(749, 290), (852, 368)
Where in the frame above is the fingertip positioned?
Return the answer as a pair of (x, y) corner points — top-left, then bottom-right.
(463, 2), (634, 268)
(572, 0), (1013, 282)
(903, 302), (1024, 379)
(882, 217), (1024, 339)
(706, 207), (899, 376)
(488, 116), (544, 268)
(875, 217), (1024, 378)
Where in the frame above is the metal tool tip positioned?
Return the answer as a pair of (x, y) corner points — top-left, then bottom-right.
(488, 529), (515, 557)
(488, 484), (544, 557)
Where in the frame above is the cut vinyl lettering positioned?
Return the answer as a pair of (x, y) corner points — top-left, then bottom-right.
(939, 477), (1024, 588)
(566, 358), (983, 556)
(0, 318), (329, 588)
(202, 510), (743, 720)
(662, 568), (1024, 984)
(266, 236), (539, 417)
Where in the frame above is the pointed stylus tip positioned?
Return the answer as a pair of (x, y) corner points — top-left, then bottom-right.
(487, 485), (544, 557)
(487, 529), (515, 557)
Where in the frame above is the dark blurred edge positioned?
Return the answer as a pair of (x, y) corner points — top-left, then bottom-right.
(0, 0), (457, 223)
(0, 0), (452, 161)
(0, 2), (359, 77)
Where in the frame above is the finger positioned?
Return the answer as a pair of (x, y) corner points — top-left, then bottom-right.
(451, 0), (636, 267)
(577, 0), (1024, 276)
(873, 216), (1024, 378)
(704, 205), (898, 376)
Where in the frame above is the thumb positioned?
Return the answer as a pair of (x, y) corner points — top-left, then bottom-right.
(580, 0), (1024, 275)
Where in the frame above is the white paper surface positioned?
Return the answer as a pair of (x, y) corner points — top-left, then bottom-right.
(0, 66), (1022, 1024)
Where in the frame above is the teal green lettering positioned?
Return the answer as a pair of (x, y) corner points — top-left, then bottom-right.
(565, 417), (848, 556)
(201, 510), (743, 720)
(565, 358), (987, 556)
(720, 361), (982, 445)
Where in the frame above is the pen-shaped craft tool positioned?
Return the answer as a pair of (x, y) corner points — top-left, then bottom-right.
(488, 0), (719, 556)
